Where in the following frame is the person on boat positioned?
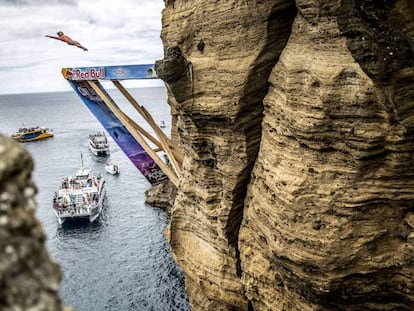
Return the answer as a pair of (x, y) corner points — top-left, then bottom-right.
(45, 31), (88, 51)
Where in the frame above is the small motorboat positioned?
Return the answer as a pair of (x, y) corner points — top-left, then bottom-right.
(159, 120), (166, 128)
(11, 126), (54, 142)
(105, 163), (120, 175)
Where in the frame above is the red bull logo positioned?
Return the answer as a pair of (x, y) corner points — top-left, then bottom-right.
(72, 67), (105, 80)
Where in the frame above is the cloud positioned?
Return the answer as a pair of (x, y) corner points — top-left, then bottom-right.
(0, 0), (165, 94)
(3, 0), (78, 6)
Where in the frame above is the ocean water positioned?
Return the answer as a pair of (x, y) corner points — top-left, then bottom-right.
(0, 88), (190, 311)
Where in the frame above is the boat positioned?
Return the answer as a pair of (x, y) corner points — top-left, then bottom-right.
(159, 120), (166, 128)
(52, 157), (106, 225)
(88, 131), (109, 157)
(11, 126), (53, 142)
(105, 163), (120, 175)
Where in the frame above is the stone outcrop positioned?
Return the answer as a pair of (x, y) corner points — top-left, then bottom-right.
(0, 135), (64, 311)
(158, 0), (414, 310)
(145, 181), (177, 213)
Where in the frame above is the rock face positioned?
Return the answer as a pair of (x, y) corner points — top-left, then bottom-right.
(159, 0), (296, 309)
(145, 181), (177, 213)
(0, 135), (63, 310)
(158, 0), (414, 310)
(240, 1), (414, 310)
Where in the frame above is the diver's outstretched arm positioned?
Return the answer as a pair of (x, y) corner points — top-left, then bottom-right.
(45, 35), (63, 41)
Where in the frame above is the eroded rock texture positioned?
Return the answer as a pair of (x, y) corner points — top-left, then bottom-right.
(159, 0), (414, 310)
(0, 135), (63, 311)
(240, 1), (414, 310)
(145, 181), (177, 213)
(159, 0), (296, 309)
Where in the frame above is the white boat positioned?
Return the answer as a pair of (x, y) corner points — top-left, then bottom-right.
(89, 131), (109, 157)
(105, 163), (120, 175)
(52, 161), (106, 225)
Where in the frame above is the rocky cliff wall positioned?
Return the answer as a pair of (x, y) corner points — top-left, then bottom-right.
(158, 0), (296, 309)
(0, 135), (64, 310)
(157, 0), (414, 310)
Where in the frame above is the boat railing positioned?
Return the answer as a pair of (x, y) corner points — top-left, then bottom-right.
(54, 206), (91, 216)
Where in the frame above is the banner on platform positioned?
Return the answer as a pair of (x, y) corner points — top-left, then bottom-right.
(67, 79), (168, 185)
(62, 64), (157, 81)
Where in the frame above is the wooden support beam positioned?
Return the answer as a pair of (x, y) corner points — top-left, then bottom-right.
(120, 107), (183, 165)
(111, 80), (183, 177)
(87, 80), (179, 186)
(118, 110), (163, 150)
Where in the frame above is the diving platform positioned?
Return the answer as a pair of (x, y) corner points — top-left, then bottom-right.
(62, 64), (182, 187)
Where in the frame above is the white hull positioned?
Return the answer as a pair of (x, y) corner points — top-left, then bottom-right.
(89, 132), (110, 157)
(54, 204), (102, 225)
(105, 164), (120, 175)
(89, 143), (109, 157)
(54, 188), (106, 224)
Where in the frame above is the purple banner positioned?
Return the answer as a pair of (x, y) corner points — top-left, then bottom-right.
(68, 80), (168, 185)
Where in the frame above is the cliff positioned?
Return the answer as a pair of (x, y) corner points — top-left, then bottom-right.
(0, 135), (64, 310)
(156, 0), (414, 310)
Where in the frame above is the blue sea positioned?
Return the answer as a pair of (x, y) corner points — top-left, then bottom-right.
(0, 88), (190, 311)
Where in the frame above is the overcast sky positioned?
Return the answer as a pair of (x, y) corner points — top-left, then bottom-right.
(0, 0), (165, 94)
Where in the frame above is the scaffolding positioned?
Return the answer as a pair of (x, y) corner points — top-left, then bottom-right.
(62, 64), (182, 187)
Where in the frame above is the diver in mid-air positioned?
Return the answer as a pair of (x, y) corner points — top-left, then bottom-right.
(45, 31), (88, 51)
